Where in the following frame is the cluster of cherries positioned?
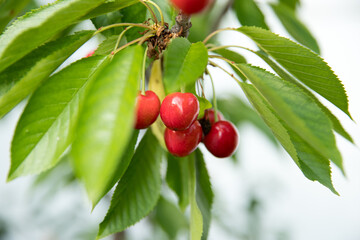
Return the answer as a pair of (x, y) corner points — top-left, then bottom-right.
(135, 91), (238, 158)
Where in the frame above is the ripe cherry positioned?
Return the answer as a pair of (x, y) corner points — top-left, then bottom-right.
(170, 0), (210, 15)
(204, 120), (238, 158)
(134, 90), (161, 129)
(203, 109), (224, 126)
(160, 92), (199, 131)
(165, 121), (203, 157)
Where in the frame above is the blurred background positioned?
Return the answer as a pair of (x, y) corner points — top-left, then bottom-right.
(1, 0), (360, 239)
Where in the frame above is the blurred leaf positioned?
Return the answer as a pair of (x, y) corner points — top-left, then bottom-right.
(0, 0), (31, 33)
(237, 26), (351, 119)
(149, 59), (167, 148)
(91, 11), (123, 38)
(237, 64), (344, 173)
(233, 0), (268, 29)
(98, 130), (163, 238)
(279, 0), (300, 10)
(163, 38), (208, 94)
(0, 0), (105, 73)
(80, 0), (138, 20)
(212, 48), (247, 80)
(166, 153), (190, 211)
(71, 46), (143, 205)
(271, 3), (320, 53)
(154, 196), (188, 239)
(8, 55), (108, 181)
(0, 30), (94, 118)
(188, 155), (203, 240)
(119, 3), (147, 41)
(194, 149), (213, 240)
(241, 83), (338, 194)
(217, 96), (278, 146)
(197, 97), (212, 119)
(254, 50), (353, 143)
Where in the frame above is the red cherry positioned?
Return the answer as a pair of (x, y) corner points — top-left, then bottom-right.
(170, 0), (210, 15)
(204, 120), (238, 158)
(165, 121), (202, 157)
(203, 108), (224, 126)
(160, 92), (199, 131)
(134, 90), (161, 129)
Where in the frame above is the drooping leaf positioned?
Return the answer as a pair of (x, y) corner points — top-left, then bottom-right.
(212, 48), (247, 80)
(0, 0), (31, 33)
(194, 149), (213, 240)
(98, 130), (163, 239)
(154, 196), (188, 239)
(217, 96), (278, 146)
(8, 55), (108, 181)
(163, 38), (208, 94)
(237, 64), (344, 173)
(0, 0), (105, 73)
(71, 46), (143, 204)
(254, 50), (353, 143)
(166, 153), (190, 211)
(0, 30), (94, 118)
(80, 0), (138, 20)
(237, 26), (351, 118)
(197, 97), (212, 119)
(188, 155), (203, 240)
(149, 59), (167, 148)
(233, 0), (269, 29)
(271, 3), (320, 53)
(241, 83), (338, 194)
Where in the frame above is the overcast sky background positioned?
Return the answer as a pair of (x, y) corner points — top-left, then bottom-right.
(0, 0), (360, 239)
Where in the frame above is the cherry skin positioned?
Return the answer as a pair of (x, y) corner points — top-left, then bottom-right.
(160, 92), (199, 131)
(134, 90), (161, 129)
(165, 121), (202, 157)
(203, 108), (224, 126)
(170, 0), (210, 15)
(204, 120), (238, 158)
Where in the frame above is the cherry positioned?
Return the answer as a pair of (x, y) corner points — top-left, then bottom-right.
(165, 121), (203, 157)
(203, 108), (224, 126)
(160, 92), (199, 131)
(204, 120), (238, 158)
(170, 0), (210, 15)
(134, 90), (161, 129)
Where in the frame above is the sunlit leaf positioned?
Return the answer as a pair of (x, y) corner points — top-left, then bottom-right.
(233, 0), (268, 29)
(98, 130), (163, 238)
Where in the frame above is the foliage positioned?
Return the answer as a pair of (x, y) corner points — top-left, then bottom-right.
(0, 0), (355, 239)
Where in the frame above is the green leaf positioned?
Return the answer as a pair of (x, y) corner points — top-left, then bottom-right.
(237, 64), (344, 173)
(119, 3), (147, 41)
(98, 130), (163, 239)
(279, 0), (300, 10)
(0, 0), (31, 33)
(271, 3), (320, 53)
(0, 0), (105, 73)
(188, 155), (203, 240)
(71, 46), (143, 205)
(163, 38), (208, 94)
(8, 55), (108, 181)
(154, 196), (188, 239)
(197, 97), (212, 119)
(94, 35), (126, 56)
(80, 0), (138, 20)
(254, 50), (353, 143)
(237, 26), (351, 118)
(166, 153), (190, 211)
(212, 48), (247, 80)
(217, 96), (278, 146)
(91, 11), (123, 38)
(152, 0), (177, 27)
(241, 83), (338, 194)
(0, 30), (94, 118)
(194, 149), (213, 240)
(233, 0), (268, 29)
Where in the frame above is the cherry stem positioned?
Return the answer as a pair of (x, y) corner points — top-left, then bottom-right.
(144, 0), (165, 26)
(208, 60), (241, 84)
(141, 46), (149, 95)
(139, 0), (158, 24)
(206, 68), (219, 122)
(113, 31), (155, 55)
(94, 23), (151, 35)
(207, 44), (257, 55)
(113, 26), (134, 53)
(203, 27), (237, 44)
(209, 55), (245, 82)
